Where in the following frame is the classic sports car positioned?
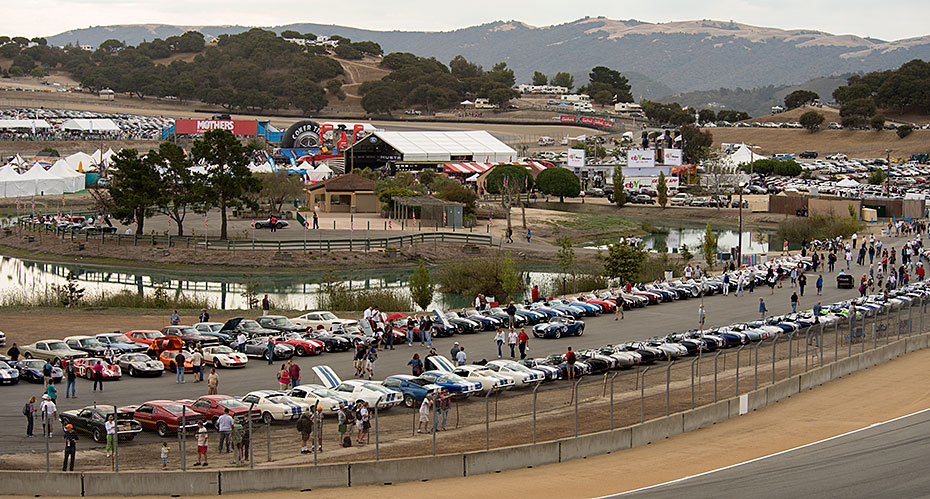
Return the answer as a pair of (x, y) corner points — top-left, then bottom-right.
(125, 400), (207, 437)
(256, 316), (307, 334)
(451, 365), (515, 393)
(232, 337), (295, 360)
(192, 322), (235, 345)
(63, 336), (109, 357)
(517, 358), (560, 381)
(0, 360), (19, 384)
(532, 316), (585, 339)
(161, 326), (220, 347)
(271, 334), (324, 356)
(180, 395), (260, 427)
(15, 359), (62, 383)
(94, 333), (147, 353)
(310, 366), (403, 409)
(124, 330), (165, 345)
(220, 318), (278, 338)
(289, 311), (356, 331)
(19, 340), (87, 364)
(240, 390), (312, 423)
(201, 345), (248, 368)
(418, 370), (482, 397)
(115, 353), (165, 377)
(59, 405), (141, 443)
(381, 375), (440, 407)
(71, 357), (122, 380)
(303, 330), (353, 352)
(158, 350), (194, 373)
(253, 217), (288, 229)
(146, 336), (185, 357)
(484, 360), (544, 386)
(286, 384), (350, 414)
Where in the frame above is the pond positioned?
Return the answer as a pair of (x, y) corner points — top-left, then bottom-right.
(642, 226), (773, 255)
(0, 255), (575, 312)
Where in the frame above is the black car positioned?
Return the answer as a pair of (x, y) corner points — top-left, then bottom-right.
(59, 406), (142, 443)
(799, 150), (818, 159)
(116, 353), (165, 377)
(161, 326), (221, 347)
(94, 333), (147, 353)
(64, 337), (108, 357)
(303, 331), (352, 352)
(255, 316), (307, 334)
(630, 194), (655, 205)
(232, 338), (295, 360)
(574, 351), (610, 374)
(16, 359), (63, 383)
(221, 318), (278, 338)
(446, 315), (482, 334)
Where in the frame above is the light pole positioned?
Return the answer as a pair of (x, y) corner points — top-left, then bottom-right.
(737, 181), (746, 267)
(885, 149), (891, 198)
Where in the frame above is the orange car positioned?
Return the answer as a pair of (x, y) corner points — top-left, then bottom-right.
(147, 336), (184, 357)
(158, 350), (194, 373)
(125, 330), (165, 346)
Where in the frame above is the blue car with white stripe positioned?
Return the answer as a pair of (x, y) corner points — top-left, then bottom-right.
(382, 375), (441, 407)
(418, 370), (482, 398)
(240, 390), (312, 423)
(0, 360), (19, 384)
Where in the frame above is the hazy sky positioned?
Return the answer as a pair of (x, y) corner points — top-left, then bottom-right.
(7, 0), (929, 41)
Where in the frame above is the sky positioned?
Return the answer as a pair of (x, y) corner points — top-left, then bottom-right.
(6, 0), (930, 41)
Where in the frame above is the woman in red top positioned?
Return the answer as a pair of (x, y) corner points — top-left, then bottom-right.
(92, 361), (104, 392)
(517, 329), (529, 359)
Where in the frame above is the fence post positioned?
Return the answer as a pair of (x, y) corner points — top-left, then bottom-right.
(873, 310), (879, 351)
(754, 337), (763, 390)
(896, 303), (902, 341)
(532, 382), (540, 443)
(485, 390), (492, 450)
(574, 378), (582, 437)
(805, 329), (812, 372)
(690, 357), (699, 409)
(248, 402), (254, 469)
(735, 344), (745, 395)
(267, 420), (272, 462)
(181, 406), (186, 471)
(834, 320), (839, 361)
(639, 367), (649, 423)
(788, 330), (794, 377)
(609, 373), (618, 429)
(113, 407), (119, 472)
(665, 360), (675, 416)
(44, 415), (49, 472)
(375, 403), (379, 461)
(772, 334), (780, 385)
(432, 398), (437, 456)
(907, 300), (913, 335)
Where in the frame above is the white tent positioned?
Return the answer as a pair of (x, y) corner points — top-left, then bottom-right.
(9, 155), (25, 167)
(20, 163), (65, 195)
(60, 118), (120, 133)
(0, 119), (51, 130)
(836, 178), (861, 188)
(101, 148), (116, 165)
(48, 160), (85, 193)
(65, 152), (96, 173)
(0, 163), (34, 198)
(307, 163), (334, 181)
(248, 161), (275, 174)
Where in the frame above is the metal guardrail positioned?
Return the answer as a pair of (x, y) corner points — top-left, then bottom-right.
(17, 221), (493, 251)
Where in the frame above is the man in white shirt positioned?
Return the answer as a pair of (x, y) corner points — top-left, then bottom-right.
(216, 408), (234, 454)
(455, 347), (467, 366)
(236, 333), (247, 353)
(40, 394), (56, 437)
(104, 414), (117, 457)
(190, 349), (203, 382)
(507, 330), (518, 359)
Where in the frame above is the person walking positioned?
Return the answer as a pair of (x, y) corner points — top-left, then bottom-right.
(104, 414), (116, 458)
(217, 408), (233, 454)
(615, 299), (624, 320)
(517, 328), (529, 360)
(697, 304), (706, 329)
(261, 295), (271, 316)
(790, 291), (799, 313)
(207, 368), (219, 395)
(526, 229), (532, 243)
(266, 337), (275, 365)
(493, 329), (504, 358)
(506, 302), (517, 329)
(407, 353), (423, 376)
(297, 412), (313, 454)
(24, 396), (35, 437)
(365, 344), (377, 380)
(175, 352), (186, 383)
(62, 423), (78, 471)
(450, 342), (461, 361)
(813, 301), (823, 324)
(65, 360), (76, 399)
(43, 360), (54, 386)
(312, 211), (319, 230)
(7, 343), (19, 361)
(46, 380), (58, 404)
(816, 274), (823, 295)
(406, 316), (415, 346)
(798, 273), (807, 297)
(288, 360), (301, 388)
(191, 348), (203, 383)
(278, 364), (291, 390)
(759, 298), (768, 320)
(92, 360), (104, 392)
(194, 421), (209, 466)
(565, 346), (577, 380)
(170, 310), (180, 325)
(507, 329), (518, 358)
(40, 394), (56, 437)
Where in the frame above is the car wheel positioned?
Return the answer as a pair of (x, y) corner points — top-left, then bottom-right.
(263, 351), (271, 361)
(555, 329), (561, 339)
(296, 346), (306, 356)
(533, 332), (541, 338)
(262, 412), (274, 424)
(23, 353), (32, 359)
(156, 422), (170, 437)
(324, 343), (334, 353)
(128, 367), (136, 377)
(403, 394), (415, 408)
(93, 427), (104, 443)
(254, 223), (263, 229)
(577, 326), (584, 336)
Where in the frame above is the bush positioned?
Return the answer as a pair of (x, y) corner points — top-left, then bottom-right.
(740, 158), (802, 176)
(776, 215), (862, 243)
(318, 281), (412, 312)
(897, 125), (913, 139)
(436, 256), (525, 300)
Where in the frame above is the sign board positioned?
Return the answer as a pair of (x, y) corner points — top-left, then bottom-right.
(174, 119), (257, 135)
(624, 176), (679, 190)
(663, 148), (683, 166)
(627, 149), (656, 169)
(567, 149), (585, 167)
(558, 115), (614, 129)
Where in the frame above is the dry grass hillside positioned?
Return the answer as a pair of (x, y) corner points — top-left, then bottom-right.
(711, 127), (927, 159)
(749, 104), (842, 123)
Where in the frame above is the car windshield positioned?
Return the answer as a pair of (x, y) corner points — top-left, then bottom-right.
(46, 341), (69, 350)
(362, 383), (393, 394)
(504, 362), (534, 374)
(272, 318), (293, 326)
(211, 346), (234, 354)
(0, 361), (10, 369)
(439, 374), (467, 384)
(163, 404), (185, 415)
(204, 324), (221, 332)
(312, 388), (339, 398)
(217, 399), (247, 409)
(145, 332), (164, 339)
(20, 360), (44, 369)
(404, 378), (429, 386)
(241, 321), (261, 330)
(177, 327), (198, 334)
(284, 333), (302, 340)
(319, 312), (337, 320)
(98, 335), (124, 343)
(266, 394), (290, 404)
(79, 338), (103, 347)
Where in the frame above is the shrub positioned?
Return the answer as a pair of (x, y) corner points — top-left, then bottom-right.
(897, 125), (913, 139)
(776, 215), (862, 243)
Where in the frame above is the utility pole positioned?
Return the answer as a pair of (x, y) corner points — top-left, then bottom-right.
(885, 149), (891, 198)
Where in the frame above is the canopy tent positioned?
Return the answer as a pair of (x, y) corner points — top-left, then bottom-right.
(20, 163), (65, 195)
(460, 100), (474, 105)
(836, 178), (862, 188)
(307, 163), (334, 182)
(9, 155), (25, 167)
(101, 148), (116, 165)
(0, 163), (34, 198)
(0, 119), (51, 130)
(60, 118), (120, 133)
(443, 160), (552, 176)
(48, 159), (86, 193)
(65, 152), (97, 172)
(248, 161), (275, 174)
(722, 144), (760, 171)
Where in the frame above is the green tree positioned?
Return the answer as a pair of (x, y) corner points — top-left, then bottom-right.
(484, 164), (533, 231)
(107, 149), (161, 235)
(870, 114), (885, 130)
(602, 241), (646, 283)
(680, 125), (713, 165)
(716, 110), (751, 122)
(698, 109), (716, 124)
(556, 236), (576, 294)
(897, 125), (913, 139)
(868, 169), (887, 185)
(408, 261), (435, 310)
(487, 87), (515, 108)
(702, 223), (718, 269)
(497, 251), (523, 302)
(612, 166), (626, 206)
(587, 66), (632, 103)
(532, 71), (548, 86)
(535, 167), (581, 202)
(259, 171), (306, 215)
(657, 172), (668, 208)
(360, 82), (401, 115)
(191, 129), (262, 240)
(840, 98), (877, 128)
(551, 72), (574, 89)
(799, 110), (825, 133)
(150, 142), (202, 236)
(784, 89), (819, 109)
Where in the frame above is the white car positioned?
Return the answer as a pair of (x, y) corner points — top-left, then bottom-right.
(451, 365), (515, 393)
(484, 360), (544, 387)
(193, 322), (224, 333)
(201, 345), (248, 368)
(287, 384), (351, 414)
(311, 366), (402, 409)
(0, 330), (5, 346)
(241, 390), (312, 423)
(290, 311), (356, 331)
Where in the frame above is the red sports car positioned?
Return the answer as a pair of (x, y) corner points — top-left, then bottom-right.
(179, 395), (260, 427)
(124, 400), (208, 437)
(71, 357), (122, 380)
(125, 330), (165, 345)
(271, 334), (324, 356)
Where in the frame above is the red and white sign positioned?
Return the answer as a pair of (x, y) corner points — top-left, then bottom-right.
(174, 119), (258, 135)
(559, 115), (614, 129)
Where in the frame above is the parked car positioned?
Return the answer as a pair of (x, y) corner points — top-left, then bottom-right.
(289, 311), (355, 331)
(124, 330), (165, 346)
(201, 345), (248, 368)
(158, 349), (194, 373)
(271, 334), (324, 356)
(253, 217), (288, 230)
(240, 390), (312, 423)
(19, 340), (87, 364)
(63, 336), (109, 357)
(255, 315), (307, 334)
(15, 359), (62, 383)
(94, 333), (147, 353)
(181, 395), (261, 427)
(161, 326), (220, 347)
(381, 375), (440, 408)
(303, 330), (353, 352)
(799, 150), (818, 159)
(418, 370), (483, 397)
(125, 400), (208, 437)
(310, 366), (403, 409)
(59, 405), (141, 443)
(71, 357), (122, 380)
(286, 384), (351, 414)
(115, 353), (165, 377)
(232, 337), (295, 361)
(630, 194), (656, 204)
(220, 318), (278, 338)
(0, 360), (19, 384)
(192, 322), (235, 345)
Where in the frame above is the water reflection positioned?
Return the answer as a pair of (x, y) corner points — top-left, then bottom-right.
(642, 227), (771, 255)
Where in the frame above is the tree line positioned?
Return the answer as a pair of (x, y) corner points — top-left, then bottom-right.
(832, 59), (930, 128)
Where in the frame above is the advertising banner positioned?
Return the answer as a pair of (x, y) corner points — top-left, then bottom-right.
(624, 176), (680, 190)
(174, 119), (258, 135)
(627, 149), (656, 168)
(558, 115), (614, 129)
(663, 148), (683, 166)
(567, 149), (586, 167)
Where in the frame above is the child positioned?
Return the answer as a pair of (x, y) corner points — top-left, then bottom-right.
(160, 442), (169, 469)
(194, 421), (209, 467)
(417, 396), (432, 433)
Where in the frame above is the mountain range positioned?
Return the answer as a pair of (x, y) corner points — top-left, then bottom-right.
(46, 17), (930, 99)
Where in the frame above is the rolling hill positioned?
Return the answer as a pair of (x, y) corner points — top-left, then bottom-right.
(46, 18), (930, 98)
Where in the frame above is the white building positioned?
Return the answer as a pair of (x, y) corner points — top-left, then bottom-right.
(560, 94), (590, 103)
(614, 102), (643, 113)
(515, 84), (568, 95)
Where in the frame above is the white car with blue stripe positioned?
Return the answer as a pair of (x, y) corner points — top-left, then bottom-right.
(0, 360), (18, 384)
(240, 390), (312, 423)
(311, 366), (403, 409)
(426, 355), (514, 393)
(485, 360), (544, 387)
(286, 384), (351, 414)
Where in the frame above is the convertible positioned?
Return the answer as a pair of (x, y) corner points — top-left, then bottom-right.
(532, 316), (585, 339)
(125, 400), (208, 437)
